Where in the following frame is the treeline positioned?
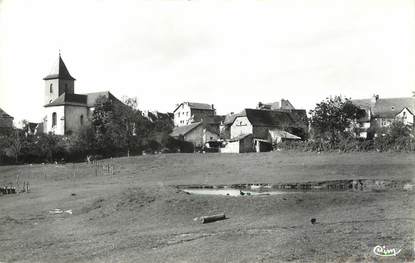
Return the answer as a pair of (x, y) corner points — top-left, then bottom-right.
(0, 96), (185, 165)
(277, 96), (415, 152)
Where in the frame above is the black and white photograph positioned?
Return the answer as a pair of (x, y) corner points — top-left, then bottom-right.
(0, 0), (414, 262)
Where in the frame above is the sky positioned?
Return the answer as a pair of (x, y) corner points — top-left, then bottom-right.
(1, 0), (415, 124)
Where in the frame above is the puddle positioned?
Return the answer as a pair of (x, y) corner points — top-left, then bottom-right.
(177, 179), (413, 196)
(182, 188), (286, 196)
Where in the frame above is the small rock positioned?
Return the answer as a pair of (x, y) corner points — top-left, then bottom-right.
(71, 193), (76, 196)
(310, 218), (317, 224)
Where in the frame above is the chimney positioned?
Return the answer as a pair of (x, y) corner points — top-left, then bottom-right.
(371, 94), (379, 104)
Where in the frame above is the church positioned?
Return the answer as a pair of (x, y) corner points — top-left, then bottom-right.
(42, 54), (121, 135)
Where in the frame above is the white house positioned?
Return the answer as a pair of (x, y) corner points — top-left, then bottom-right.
(352, 95), (415, 138)
(173, 102), (215, 127)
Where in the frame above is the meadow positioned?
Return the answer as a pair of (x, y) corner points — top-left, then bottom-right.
(0, 151), (414, 262)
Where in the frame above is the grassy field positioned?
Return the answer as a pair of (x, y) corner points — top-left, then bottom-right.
(0, 151), (414, 262)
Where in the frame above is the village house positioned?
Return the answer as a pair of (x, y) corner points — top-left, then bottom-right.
(0, 107), (14, 132)
(169, 121), (219, 149)
(42, 54), (123, 135)
(173, 102), (215, 127)
(352, 94), (415, 138)
(224, 108), (307, 152)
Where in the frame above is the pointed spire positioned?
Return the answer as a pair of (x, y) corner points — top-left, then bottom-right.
(43, 53), (76, 81)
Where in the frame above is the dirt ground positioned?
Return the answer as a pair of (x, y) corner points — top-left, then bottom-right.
(0, 151), (414, 262)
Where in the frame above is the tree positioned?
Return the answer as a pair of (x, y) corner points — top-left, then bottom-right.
(309, 96), (365, 145)
(5, 130), (22, 163)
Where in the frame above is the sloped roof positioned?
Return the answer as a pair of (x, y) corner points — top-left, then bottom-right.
(170, 122), (202, 137)
(269, 129), (301, 140)
(84, 91), (121, 107)
(173, 102), (215, 113)
(43, 55), (76, 80)
(229, 133), (252, 142)
(44, 93), (87, 107)
(224, 110), (246, 125)
(372, 97), (415, 118)
(0, 107), (13, 119)
(352, 97), (415, 119)
(244, 109), (295, 127)
(203, 115), (225, 125)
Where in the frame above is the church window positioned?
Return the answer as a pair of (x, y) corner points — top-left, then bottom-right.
(50, 84), (53, 93)
(80, 115), (84, 126)
(52, 112), (57, 127)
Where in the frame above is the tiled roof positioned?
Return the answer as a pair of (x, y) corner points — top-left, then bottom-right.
(244, 109), (294, 127)
(223, 110), (246, 125)
(44, 93), (87, 107)
(84, 91), (121, 107)
(372, 97), (415, 118)
(43, 55), (76, 80)
(170, 122), (202, 137)
(173, 102), (215, 113)
(0, 107), (13, 119)
(225, 109), (308, 128)
(203, 115), (225, 124)
(352, 97), (415, 119)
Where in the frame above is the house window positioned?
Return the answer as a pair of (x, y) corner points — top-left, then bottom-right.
(65, 83), (68, 93)
(52, 112), (57, 127)
(50, 84), (53, 93)
(178, 112), (180, 117)
(80, 115), (84, 126)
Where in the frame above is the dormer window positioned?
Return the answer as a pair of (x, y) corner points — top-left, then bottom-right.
(50, 84), (53, 93)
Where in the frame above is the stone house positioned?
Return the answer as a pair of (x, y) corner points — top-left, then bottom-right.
(352, 95), (415, 138)
(170, 122), (219, 149)
(173, 102), (215, 127)
(42, 54), (123, 135)
(226, 108), (308, 152)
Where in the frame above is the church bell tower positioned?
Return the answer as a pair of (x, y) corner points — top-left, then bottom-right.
(43, 53), (76, 105)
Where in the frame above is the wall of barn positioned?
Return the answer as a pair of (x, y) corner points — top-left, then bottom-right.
(203, 129), (219, 143)
(240, 135), (254, 153)
(184, 125), (204, 147)
(231, 117), (253, 138)
(252, 126), (271, 140)
(220, 141), (240, 153)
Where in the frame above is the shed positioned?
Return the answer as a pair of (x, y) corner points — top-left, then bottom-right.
(220, 134), (253, 153)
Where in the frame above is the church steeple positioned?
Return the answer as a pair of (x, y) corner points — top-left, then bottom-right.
(43, 53), (76, 105)
(43, 53), (76, 81)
